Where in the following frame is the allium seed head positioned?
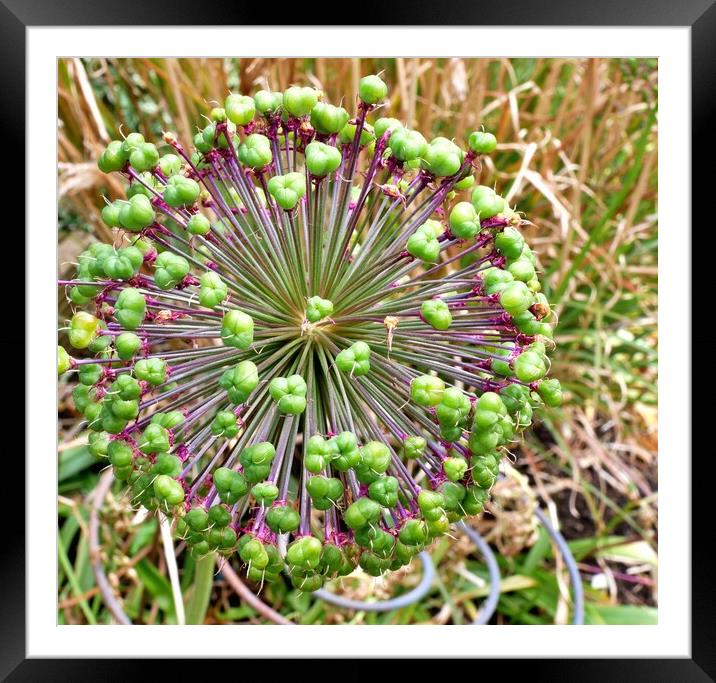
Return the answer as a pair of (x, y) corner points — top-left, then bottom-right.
(58, 75), (561, 590)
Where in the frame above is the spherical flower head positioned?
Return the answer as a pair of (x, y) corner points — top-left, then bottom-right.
(61, 77), (559, 587)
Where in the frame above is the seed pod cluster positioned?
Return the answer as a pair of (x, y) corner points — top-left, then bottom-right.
(59, 74), (560, 590)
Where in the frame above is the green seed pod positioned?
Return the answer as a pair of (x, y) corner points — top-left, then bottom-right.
(359, 527), (395, 558)
(310, 102), (349, 135)
(251, 481), (279, 506)
(368, 476), (399, 508)
(220, 310), (254, 349)
(238, 134), (273, 169)
(72, 385), (93, 414)
(421, 299), (452, 331)
(208, 504), (232, 528)
(88, 431), (110, 458)
(331, 431), (361, 471)
(514, 351), (547, 383)
(306, 296), (334, 323)
(134, 357), (166, 385)
(164, 175), (200, 208)
(338, 121), (375, 147)
(407, 225), (441, 263)
(402, 435), (427, 460)
(359, 441), (392, 477)
(499, 281), (533, 316)
(304, 435), (339, 473)
(399, 518), (428, 546)
(254, 90), (283, 116)
(154, 252), (190, 290)
(68, 311), (100, 349)
(114, 288), (146, 331)
(418, 489), (445, 520)
(437, 481), (466, 513)
(110, 397), (139, 420)
(210, 410), (240, 438)
(283, 86), (320, 117)
(119, 195), (156, 232)
(129, 142), (159, 172)
(374, 117), (403, 139)
(214, 467), (248, 504)
(138, 423), (170, 454)
(121, 132), (145, 155)
(467, 130), (497, 154)
(471, 185), (505, 219)
(305, 141), (342, 177)
(267, 173), (307, 211)
(157, 153), (182, 177)
(269, 374), (307, 415)
(358, 74), (388, 104)
(78, 363), (102, 386)
(463, 486), (489, 515)
(153, 475), (185, 506)
(152, 453), (182, 477)
(359, 551), (392, 577)
(335, 341), (371, 376)
(290, 569), (324, 592)
(536, 378), (563, 407)
(389, 128), (428, 162)
(319, 543), (344, 576)
(436, 386), (471, 427)
(239, 536), (270, 570)
(225, 93), (256, 126)
(426, 511), (450, 537)
(286, 535), (323, 571)
(449, 201), (480, 239)
(344, 497), (382, 530)
(422, 138), (463, 177)
(101, 201), (121, 227)
(98, 140), (129, 174)
(266, 505), (300, 534)
(410, 374), (445, 407)
(199, 271), (228, 309)
(187, 213), (211, 236)
(306, 475), (344, 510)
(495, 226), (525, 260)
(107, 439), (133, 468)
(219, 360), (259, 405)
(185, 507), (209, 532)
(443, 456), (468, 482)
(454, 174), (476, 191)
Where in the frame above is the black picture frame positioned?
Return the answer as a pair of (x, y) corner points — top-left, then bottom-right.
(7, 0), (709, 677)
